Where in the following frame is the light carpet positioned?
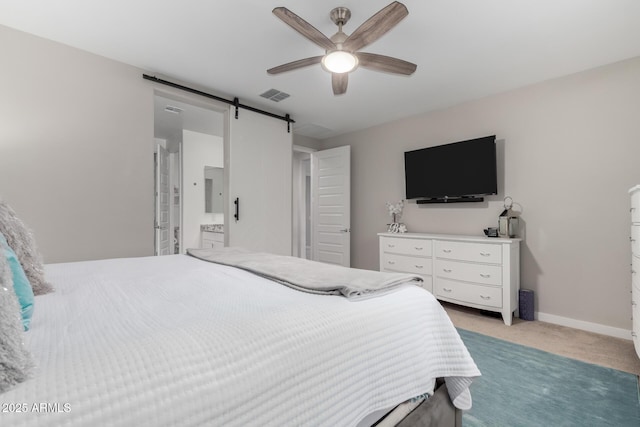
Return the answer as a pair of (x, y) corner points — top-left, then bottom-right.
(458, 328), (640, 427)
(443, 302), (640, 374)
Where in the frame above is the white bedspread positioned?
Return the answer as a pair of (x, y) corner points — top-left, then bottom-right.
(1, 255), (479, 427)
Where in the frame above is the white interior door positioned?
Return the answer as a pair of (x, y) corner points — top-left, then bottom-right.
(155, 144), (170, 256)
(311, 145), (351, 267)
(227, 108), (292, 255)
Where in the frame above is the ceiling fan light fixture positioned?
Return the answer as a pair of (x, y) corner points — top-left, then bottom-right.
(322, 51), (358, 74)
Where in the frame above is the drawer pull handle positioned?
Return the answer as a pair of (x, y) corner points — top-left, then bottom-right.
(480, 274), (491, 278)
(414, 247), (424, 251)
(388, 261), (396, 265)
(443, 269), (452, 273)
(480, 295), (491, 300)
(632, 332), (638, 337)
(388, 244), (395, 248)
(632, 270), (636, 275)
(480, 252), (491, 257)
(415, 265), (424, 269)
(442, 249), (452, 253)
(442, 288), (452, 293)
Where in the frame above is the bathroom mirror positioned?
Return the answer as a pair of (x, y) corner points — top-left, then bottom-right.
(204, 166), (223, 213)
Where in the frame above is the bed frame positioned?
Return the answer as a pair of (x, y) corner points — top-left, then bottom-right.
(375, 379), (461, 427)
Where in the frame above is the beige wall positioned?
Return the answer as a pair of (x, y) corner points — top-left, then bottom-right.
(0, 25), (155, 263)
(321, 57), (640, 331)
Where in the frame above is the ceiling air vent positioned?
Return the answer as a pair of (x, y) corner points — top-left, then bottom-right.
(164, 105), (184, 114)
(260, 89), (290, 102)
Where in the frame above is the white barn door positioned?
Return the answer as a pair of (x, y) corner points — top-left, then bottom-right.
(227, 108), (292, 255)
(311, 145), (351, 267)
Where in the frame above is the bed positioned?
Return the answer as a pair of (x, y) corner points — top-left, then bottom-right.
(1, 251), (479, 426)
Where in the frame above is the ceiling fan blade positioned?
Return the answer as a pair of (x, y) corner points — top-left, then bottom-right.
(342, 2), (408, 52)
(267, 56), (324, 75)
(356, 52), (417, 75)
(273, 7), (336, 51)
(332, 73), (348, 95)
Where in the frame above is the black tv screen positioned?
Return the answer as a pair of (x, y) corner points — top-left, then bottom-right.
(404, 136), (497, 200)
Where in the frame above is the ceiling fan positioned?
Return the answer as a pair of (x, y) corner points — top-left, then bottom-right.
(267, 1), (417, 95)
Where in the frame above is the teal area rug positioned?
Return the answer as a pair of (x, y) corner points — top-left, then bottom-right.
(458, 328), (640, 427)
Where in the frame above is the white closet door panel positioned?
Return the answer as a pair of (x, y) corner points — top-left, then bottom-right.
(228, 108), (292, 255)
(312, 145), (351, 267)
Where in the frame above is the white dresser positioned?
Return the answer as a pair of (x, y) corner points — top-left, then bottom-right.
(629, 186), (640, 358)
(379, 232), (520, 325)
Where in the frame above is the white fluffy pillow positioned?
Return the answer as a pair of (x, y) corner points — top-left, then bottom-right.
(0, 199), (53, 295)
(0, 238), (34, 393)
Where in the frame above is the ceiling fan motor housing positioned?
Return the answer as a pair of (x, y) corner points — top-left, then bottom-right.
(330, 7), (351, 26)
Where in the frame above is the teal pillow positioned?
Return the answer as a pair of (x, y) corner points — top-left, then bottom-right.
(0, 232), (34, 331)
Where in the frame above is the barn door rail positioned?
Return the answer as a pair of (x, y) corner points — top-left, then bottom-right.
(143, 74), (295, 132)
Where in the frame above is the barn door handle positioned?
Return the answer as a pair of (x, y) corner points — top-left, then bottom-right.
(234, 197), (239, 222)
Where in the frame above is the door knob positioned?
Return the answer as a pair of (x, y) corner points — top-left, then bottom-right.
(340, 228), (351, 232)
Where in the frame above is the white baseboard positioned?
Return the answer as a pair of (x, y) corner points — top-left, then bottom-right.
(536, 312), (632, 341)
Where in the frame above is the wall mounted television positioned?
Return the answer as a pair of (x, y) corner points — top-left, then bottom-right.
(404, 135), (497, 204)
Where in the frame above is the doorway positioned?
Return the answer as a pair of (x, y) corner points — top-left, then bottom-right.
(293, 146), (313, 259)
(153, 92), (225, 255)
(293, 145), (351, 267)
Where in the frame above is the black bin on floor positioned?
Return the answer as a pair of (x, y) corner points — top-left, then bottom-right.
(519, 289), (535, 321)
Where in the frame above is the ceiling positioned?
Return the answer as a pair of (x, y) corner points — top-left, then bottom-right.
(2, 0), (639, 140)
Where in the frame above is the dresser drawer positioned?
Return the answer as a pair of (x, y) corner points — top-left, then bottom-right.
(420, 275), (433, 293)
(202, 239), (223, 249)
(435, 259), (502, 286)
(435, 277), (502, 308)
(203, 231), (224, 242)
(202, 231), (224, 249)
(632, 226), (640, 255)
(632, 287), (640, 343)
(435, 240), (502, 264)
(381, 236), (432, 257)
(631, 189), (640, 223)
(381, 253), (433, 275)
(633, 256), (640, 291)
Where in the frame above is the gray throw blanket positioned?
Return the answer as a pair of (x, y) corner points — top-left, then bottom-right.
(187, 247), (423, 298)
